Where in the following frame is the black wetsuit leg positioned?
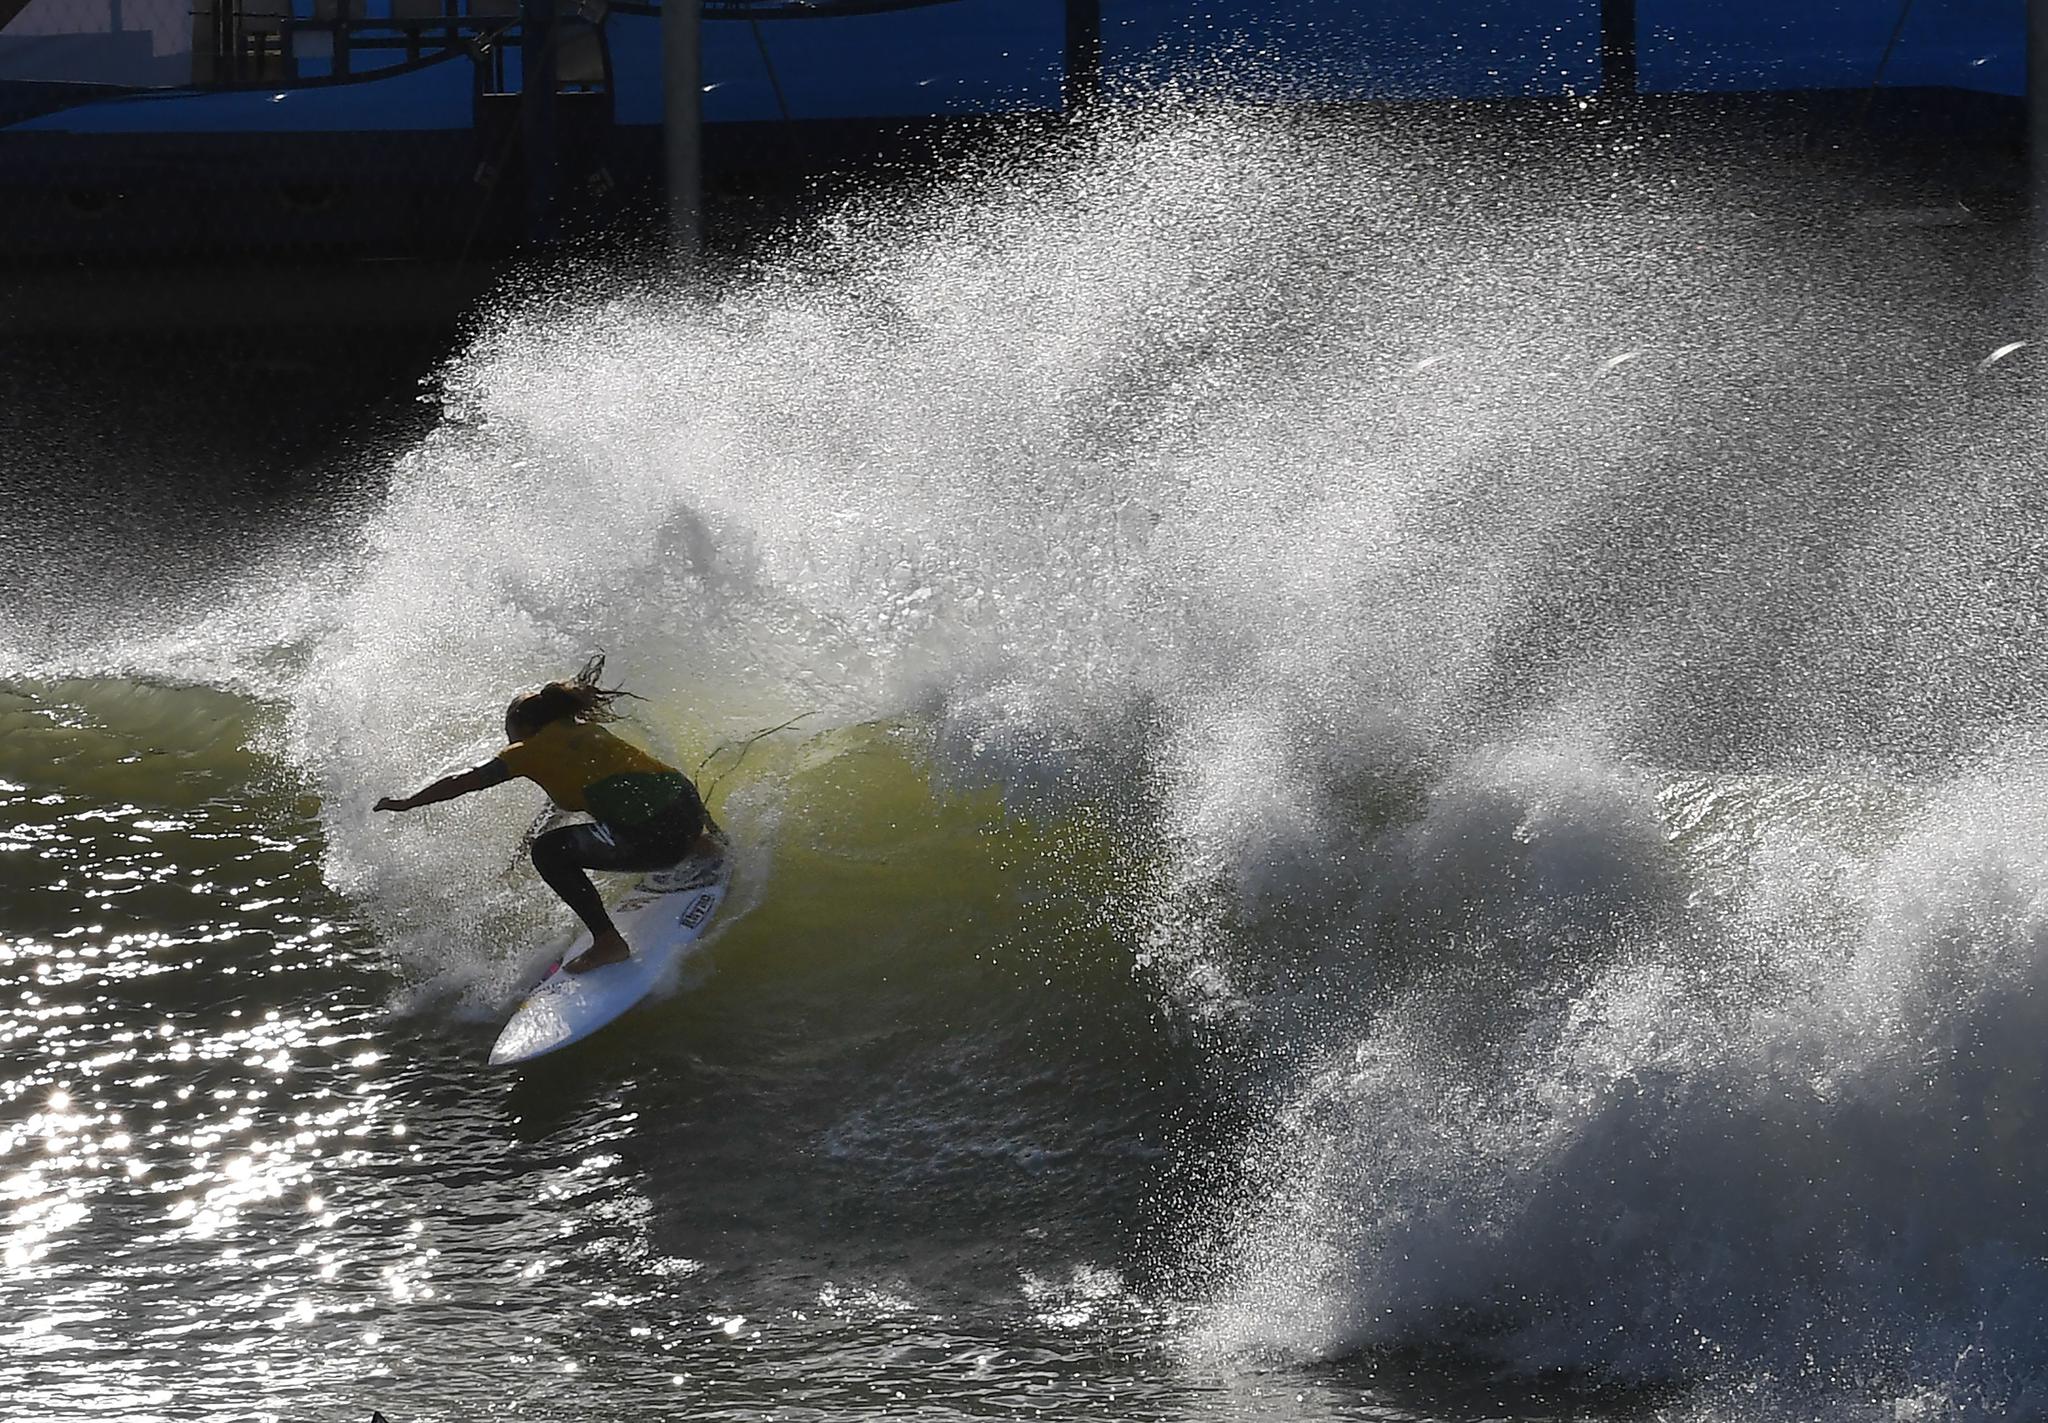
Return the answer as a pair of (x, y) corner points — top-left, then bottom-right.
(529, 790), (708, 938)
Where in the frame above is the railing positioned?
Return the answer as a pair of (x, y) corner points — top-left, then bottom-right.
(196, 0), (956, 87)
(195, 0), (520, 85)
(284, 0), (526, 77)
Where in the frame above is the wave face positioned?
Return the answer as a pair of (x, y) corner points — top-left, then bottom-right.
(10, 100), (2047, 1419)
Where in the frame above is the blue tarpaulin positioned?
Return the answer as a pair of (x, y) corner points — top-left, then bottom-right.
(3, 0), (2025, 136)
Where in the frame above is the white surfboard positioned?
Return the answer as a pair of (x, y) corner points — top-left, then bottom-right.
(488, 839), (733, 1067)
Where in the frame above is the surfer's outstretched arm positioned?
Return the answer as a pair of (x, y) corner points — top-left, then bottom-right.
(375, 759), (513, 812)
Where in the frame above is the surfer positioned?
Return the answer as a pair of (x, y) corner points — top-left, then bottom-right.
(374, 655), (715, 973)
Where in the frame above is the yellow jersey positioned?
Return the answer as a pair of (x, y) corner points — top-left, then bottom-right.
(496, 719), (691, 826)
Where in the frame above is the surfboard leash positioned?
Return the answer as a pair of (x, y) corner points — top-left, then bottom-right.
(696, 709), (821, 804)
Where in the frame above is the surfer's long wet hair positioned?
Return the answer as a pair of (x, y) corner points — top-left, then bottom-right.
(504, 653), (641, 740)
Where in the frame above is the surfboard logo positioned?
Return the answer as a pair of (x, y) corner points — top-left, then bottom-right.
(679, 893), (716, 929)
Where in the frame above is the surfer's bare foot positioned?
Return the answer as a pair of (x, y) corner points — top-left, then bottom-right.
(568, 930), (631, 973)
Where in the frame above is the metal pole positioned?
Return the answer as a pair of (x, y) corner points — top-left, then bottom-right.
(522, 0), (557, 244)
(2033, 0), (2048, 313)
(1600, 0), (1637, 100)
(334, 0), (352, 78)
(665, 0), (702, 265)
(1063, 0), (1101, 115)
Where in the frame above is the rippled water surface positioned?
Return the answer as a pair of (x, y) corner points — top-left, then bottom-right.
(1, 679), (1571, 1422)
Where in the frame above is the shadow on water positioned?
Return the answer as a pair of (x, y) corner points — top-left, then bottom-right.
(1306, 1349), (1684, 1422)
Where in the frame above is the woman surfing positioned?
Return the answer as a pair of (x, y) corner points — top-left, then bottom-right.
(375, 655), (718, 973)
